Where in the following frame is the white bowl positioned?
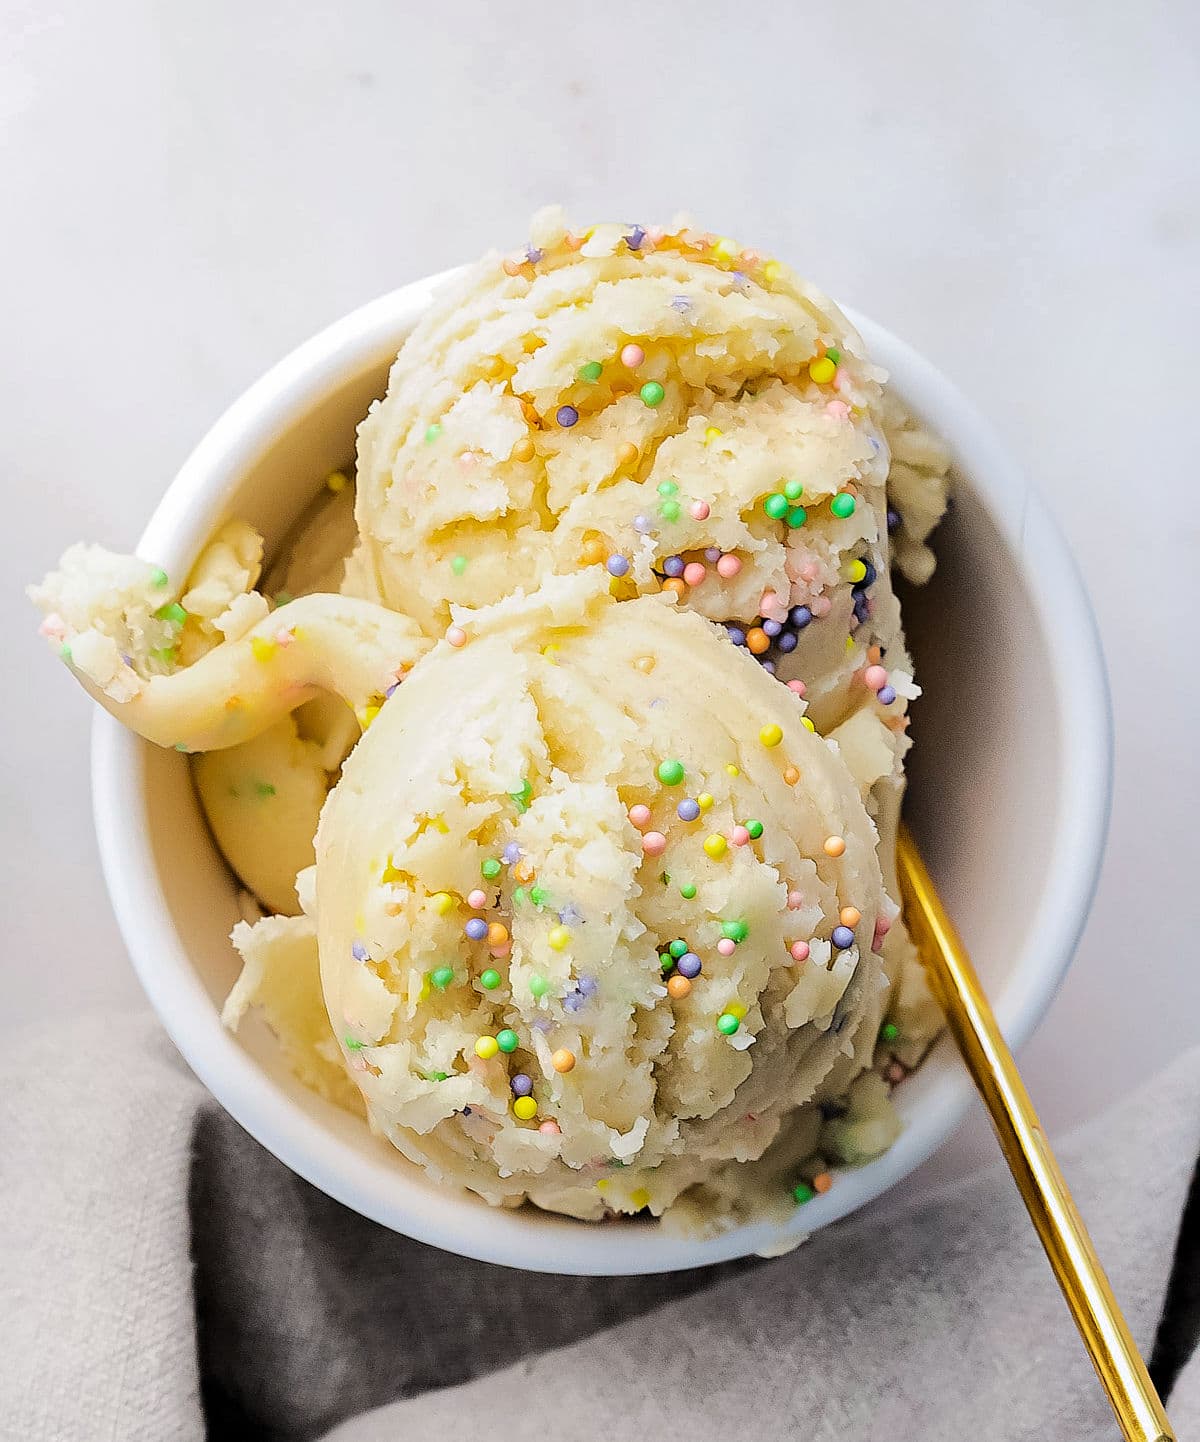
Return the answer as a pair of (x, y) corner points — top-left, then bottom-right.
(91, 270), (1112, 1274)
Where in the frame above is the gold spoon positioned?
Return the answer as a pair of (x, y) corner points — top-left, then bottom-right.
(896, 824), (1174, 1442)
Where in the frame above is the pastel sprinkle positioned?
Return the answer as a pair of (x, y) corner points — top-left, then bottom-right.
(863, 664), (888, 691)
(657, 758), (685, 786)
(150, 568), (169, 587)
(496, 1029), (519, 1054)
(487, 922), (509, 947)
(479, 969), (502, 990)
(529, 973), (549, 997)
(557, 405), (579, 427)
(538, 1120), (561, 1135)
(784, 766), (801, 786)
(551, 1047), (576, 1073)
(759, 723), (783, 748)
(677, 799), (701, 822)
(879, 1021), (901, 1044)
(513, 1096), (538, 1121)
(682, 562), (706, 587)
(679, 882), (697, 899)
(511, 1073), (534, 1097)
(697, 793), (714, 811)
(763, 493), (789, 520)
(640, 381), (665, 408)
(703, 834), (728, 860)
(823, 835), (846, 858)
(621, 343), (645, 369)
(809, 356), (837, 385)
(787, 890), (804, 909)
(716, 553), (742, 579)
(667, 975), (692, 999)
(790, 940), (811, 963)
(606, 553), (630, 577)
(468, 889), (488, 909)
(669, 940), (689, 959)
(716, 1013), (740, 1036)
(657, 480), (679, 497)
(832, 925), (855, 949)
(424, 423), (442, 444)
(481, 858), (502, 879)
(676, 953), (702, 979)
(785, 506), (807, 529)
(450, 554), (468, 576)
(579, 360), (604, 382)
(721, 920), (749, 943)
(548, 925), (571, 950)
(840, 906), (862, 928)
(717, 939), (736, 957)
(344, 1036), (365, 1051)
(430, 965), (455, 990)
(642, 831), (668, 856)
(446, 625), (467, 647)
(475, 1035), (500, 1060)
(744, 819), (764, 839)
(465, 918), (488, 941)
(730, 825), (751, 847)
(830, 492), (856, 519)
(878, 685), (897, 706)
(793, 1182), (816, 1205)
(629, 804), (652, 830)
(659, 499), (681, 522)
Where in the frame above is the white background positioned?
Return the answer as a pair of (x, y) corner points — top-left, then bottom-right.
(2, 0), (1197, 1199)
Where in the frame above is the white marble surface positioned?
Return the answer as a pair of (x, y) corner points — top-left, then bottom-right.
(3, 0), (1197, 1201)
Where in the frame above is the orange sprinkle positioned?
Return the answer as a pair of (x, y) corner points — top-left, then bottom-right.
(661, 578), (687, 599)
(867, 644), (882, 664)
(513, 862), (536, 885)
(783, 766), (801, 786)
(487, 922), (509, 948)
(519, 399), (542, 428)
(840, 906), (862, 929)
(581, 538), (607, 566)
(512, 436), (535, 463)
(667, 975), (692, 1000)
(551, 1048), (576, 1074)
(823, 836), (846, 858)
(746, 627), (770, 655)
(502, 257), (524, 277)
(812, 1171), (833, 1194)
(617, 441), (639, 468)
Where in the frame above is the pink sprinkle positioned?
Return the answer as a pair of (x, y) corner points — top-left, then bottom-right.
(825, 400), (850, 420)
(810, 595), (832, 619)
(730, 825), (751, 847)
(875, 913), (893, 937)
(716, 553), (742, 579)
(863, 664), (888, 691)
(799, 562), (819, 583)
(787, 680), (807, 697)
(717, 938), (737, 957)
(690, 499), (711, 521)
(467, 889), (487, 910)
(760, 589), (778, 612)
(790, 940), (811, 963)
(628, 804), (652, 830)
(621, 343), (645, 369)
(642, 831), (668, 856)
(885, 1061), (906, 1084)
(446, 625), (467, 647)
(787, 890), (804, 910)
(539, 1120), (562, 1135)
(459, 451), (478, 468)
(682, 562), (707, 587)
(275, 627), (294, 647)
(38, 613), (66, 640)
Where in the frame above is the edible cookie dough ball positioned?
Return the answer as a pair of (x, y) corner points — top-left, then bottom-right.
(316, 574), (891, 1220)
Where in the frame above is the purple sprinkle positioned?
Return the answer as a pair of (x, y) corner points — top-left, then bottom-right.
(462, 1106), (472, 1117)
(385, 681), (401, 698)
(663, 555), (685, 578)
(790, 606), (813, 629)
(776, 631), (798, 654)
(633, 514), (652, 533)
(704, 547), (722, 563)
(626, 225), (646, 251)
(677, 798), (701, 822)
(502, 842), (521, 865)
(670, 295), (692, 313)
(853, 594), (870, 625)
(121, 652), (133, 666)
(525, 245), (543, 264)
(563, 991), (584, 1013)
(677, 953), (702, 979)
(533, 1018), (553, 1033)
(606, 553), (630, 577)
(557, 405), (579, 428)
(832, 925), (855, 949)
(762, 618), (782, 638)
(465, 918), (488, 940)
(351, 940), (368, 962)
(511, 1073), (533, 1097)
(730, 270), (748, 286)
(726, 625), (747, 647)
(578, 975), (598, 997)
(558, 902), (583, 925)
(887, 507), (902, 533)
(762, 660), (777, 675)
(878, 685), (897, 706)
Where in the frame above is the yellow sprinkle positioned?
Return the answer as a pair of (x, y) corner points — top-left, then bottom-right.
(725, 764), (740, 777)
(512, 1096), (538, 1121)
(326, 470), (349, 493)
(633, 654), (656, 674)
(475, 1035), (499, 1060)
(703, 426), (723, 446)
(548, 925), (571, 950)
(809, 357), (837, 385)
(250, 636), (277, 663)
(704, 834), (728, 860)
(759, 723), (783, 748)
(845, 560), (867, 584)
(629, 1187), (651, 1210)
(697, 793), (714, 811)
(761, 259), (783, 284)
(596, 1178), (609, 1190)
(431, 891), (454, 915)
(727, 1001), (747, 1020)
(802, 716), (816, 732)
(542, 644), (560, 665)
(358, 704), (380, 730)
(712, 237), (738, 263)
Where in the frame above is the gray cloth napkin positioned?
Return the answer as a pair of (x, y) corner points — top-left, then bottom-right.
(1, 1013), (1196, 1442)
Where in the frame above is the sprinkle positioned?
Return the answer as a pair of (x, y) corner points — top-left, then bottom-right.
(250, 635), (276, 662)
(730, 825), (751, 847)
(449, 554), (468, 576)
(351, 940), (369, 962)
(717, 939), (736, 957)
(656, 758), (685, 786)
(809, 356), (837, 385)
(669, 940), (689, 959)
(879, 1021), (901, 1044)
(150, 568), (169, 588)
(479, 969), (501, 990)
(529, 973), (549, 997)
(823, 835), (846, 858)
(59, 643), (73, 662)
(530, 885), (549, 907)
(813, 1171), (833, 1194)
(632, 514), (653, 534)
(679, 881), (697, 899)
(863, 665), (888, 692)
(552, 1048), (576, 1074)
(465, 918), (488, 941)
(761, 260), (783, 283)
(667, 975), (692, 999)
(712, 236), (739, 262)
(716, 553), (742, 579)
(703, 834), (728, 860)
(830, 492), (856, 519)
(511, 1073), (534, 1097)
(840, 906), (862, 928)
(746, 628), (770, 655)
(657, 479), (679, 497)
(677, 952), (702, 979)
(659, 499), (681, 522)
(704, 547), (722, 562)
(802, 717), (816, 732)
(538, 1120), (561, 1135)
(887, 507), (902, 533)
(762, 493), (789, 520)
(682, 562), (706, 587)
(878, 685), (897, 706)
(625, 226), (646, 251)
(487, 922), (509, 948)
(606, 553), (630, 578)
(832, 925), (855, 949)
(629, 804), (652, 830)
(503, 842), (522, 865)
(446, 625), (467, 647)
(677, 799), (701, 822)
(717, 1012), (740, 1036)
(513, 1096), (538, 1121)
(726, 626), (746, 647)
(579, 360), (604, 382)
(846, 559), (868, 584)
(792, 1182), (816, 1205)
(697, 793), (714, 811)
(512, 436), (536, 463)
(785, 506), (808, 529)
(344, 1035), (365, 1051)
(326, 470), (349, 493)
(762, 619), (782, 638)
(759, 723), (783, 748)
(548, 925), (571, 950)
(790, 940), (811, 963)
(467, 889), (488, 909)
(481, 858), (502, 880)
(721, 920), (749, 943)
(618, 442), (640, 467)
(475, 1035), (500, 1060)
(784, 766), (800, 786)
(787, 890), (804, 909)
(642, 831), (668, 856)
(509, 778), (533, 812)
(557, 405), (579, 428)
(640, 381), (665, 408)
(790, 606), (813, 630)
(496, 1029), (519, 1054)
(620, 343), (645, 369)
(430, 965), (455, 990)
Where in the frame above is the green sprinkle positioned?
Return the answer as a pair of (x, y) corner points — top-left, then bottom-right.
(679, 882), (697, 900)
(58, 642), (72, 663)
(529, 974), (549, 998)
(717, 1013), (740, 1036)
(496, 1028), (519, 1054)
(659, 499), (681, 522)
(255, 781), (277, 798)
(529, 886), (549, 907)
(656, 758), (685, 786)
(744, 819), (764, 840)
(830, 492), (856, 519)
(512, 887), (527, 909)
(656, 479), (678, 497)
(640, 380), (665, 408)
(668, 939), (688, 959)
(344, 1035), (366, 1052)
(424, 423), (442, 444)
(785, 505), (808, 529)
(578, 360), (604, 382)
(784, 480), (804, 501)
(450, 554), (468, 576)
(660, 953), (674, 971)
(481, 858), (502, 879)
(479, 968), (502, 990)
(150, 568), (169, 588)
(879, 1021), (901, 1044)
(174, 743), (190, 753)
(509, 778), (533, 812)
(428, 1071), (449, 1082)
(430, 966), (455, 990)
(825, 346), (841, 365)
(151, 646), (177, 665)
(155, 602), (187, 626)
(762, 493), (789, 520)
(792, 1182), (816, 1205)
(721, 920), (749, 943)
